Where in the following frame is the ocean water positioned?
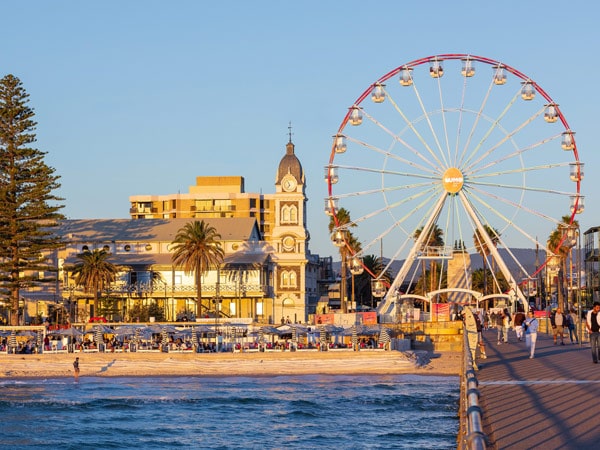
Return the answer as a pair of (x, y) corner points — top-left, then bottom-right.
(0, 375), (459, 449)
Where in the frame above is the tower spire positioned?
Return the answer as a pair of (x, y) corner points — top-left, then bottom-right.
(288, 121), (293, 143)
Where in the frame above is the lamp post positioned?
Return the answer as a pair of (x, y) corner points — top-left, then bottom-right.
(215, 264), (221, 351)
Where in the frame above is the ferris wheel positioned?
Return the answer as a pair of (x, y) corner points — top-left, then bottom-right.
(325, 54), (584, 318)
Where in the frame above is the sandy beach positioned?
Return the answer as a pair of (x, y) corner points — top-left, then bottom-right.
(0, 350), (461, 379)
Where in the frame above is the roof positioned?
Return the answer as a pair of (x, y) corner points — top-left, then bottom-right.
(276, 141), (304, 184)
(57, 218), (261, 243)
(223, 252), (270, 266)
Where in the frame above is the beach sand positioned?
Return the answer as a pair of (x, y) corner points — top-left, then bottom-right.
(0, 350), (461, 379)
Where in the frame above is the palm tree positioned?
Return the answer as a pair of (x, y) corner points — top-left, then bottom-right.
(328, 208), (358, 313)
(548, 215), (579, 311)
(473, 225), (500, 295)
(414, 225), (444, 293)
(70, 249), (120, 317)
(171, 220), (224, 317)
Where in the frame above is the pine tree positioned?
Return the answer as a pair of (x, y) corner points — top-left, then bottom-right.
(0, 74), (65, 326)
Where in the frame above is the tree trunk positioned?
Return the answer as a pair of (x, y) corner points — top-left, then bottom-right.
(196, 266), (202, 318)
(10, 285), (19, 326)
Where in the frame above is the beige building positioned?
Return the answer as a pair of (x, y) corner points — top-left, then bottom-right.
(124, 138), (318, 324)
(12, 139), (321, 326)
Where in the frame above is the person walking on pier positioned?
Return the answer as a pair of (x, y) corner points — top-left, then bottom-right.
(492, 311), (504, 344)
(523, 310), (539, 359)
(513, 310), (526, 342)
(502, 309), (511, 343)
(551, 307), (566, 345)
(566, 309), (579, 344)
(586, 302), (600, 364)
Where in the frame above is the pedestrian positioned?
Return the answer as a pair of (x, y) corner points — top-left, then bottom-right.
(586, 302), (600, 364)
(523, 310), (539, 359)
(513, 310), (526, 341)
(73, 357), (80, 380)
(550, 307), (566, 345)
(502, 308), (511, 343)
(493, 311), (504, 344)
(566, 309), (579, 344)
(475, 311), (487, 359)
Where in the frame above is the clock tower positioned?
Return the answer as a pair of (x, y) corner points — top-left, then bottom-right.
(272, 130), (309, 323)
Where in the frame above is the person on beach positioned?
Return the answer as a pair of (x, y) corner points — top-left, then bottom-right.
(551, 307), (566, 345)
(586, 302), (600, 364)
(523, 310), (539, 359)
(73, 357), (80, 380)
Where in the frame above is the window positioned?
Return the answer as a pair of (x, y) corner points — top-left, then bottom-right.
(195, 200), (212, 212)
(214, 199), (232, 212)
(280, 269), (297, 288)
(281, 204), (298, 224)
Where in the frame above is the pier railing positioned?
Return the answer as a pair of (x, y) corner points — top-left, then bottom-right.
(458, 315), (487, 449)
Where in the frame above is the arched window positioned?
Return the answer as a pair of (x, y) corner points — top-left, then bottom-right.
(281, 271), (290, 287)
(280, 269), (297, 288)
(281, 205), (290, 223)
(289, 205), (298, 224)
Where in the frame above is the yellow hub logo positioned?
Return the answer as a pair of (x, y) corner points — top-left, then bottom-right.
(442, 167), (464, 194)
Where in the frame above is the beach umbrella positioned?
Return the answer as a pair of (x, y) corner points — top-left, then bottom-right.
(161, 328), (169, 351)
(94, 326), (104, 351)
(352, 325), (358, 351)
(379, 328), (391, 350)
(9, 330), (17, 354)
(36, 331), (43, 353)
(319, 326), (327, 351)
(191, 328), (198, 347)
(18, 330), (37, 337)
(48, 328), (83, 337)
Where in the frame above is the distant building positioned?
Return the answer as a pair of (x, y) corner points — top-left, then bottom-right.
(584, 226), (600, 304)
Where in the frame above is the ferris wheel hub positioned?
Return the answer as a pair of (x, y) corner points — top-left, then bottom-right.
(442, 167), (464, 194)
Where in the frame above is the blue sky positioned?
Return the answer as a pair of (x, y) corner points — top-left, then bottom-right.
(1, 0), (598, 259)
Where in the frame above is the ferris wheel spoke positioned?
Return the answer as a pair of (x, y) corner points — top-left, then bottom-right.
(468, 161), (569, 181)
(343, 186), (441, 231)
(465, 106), (546, 174)
(333, 162), (440, 181)
(466, 185), (565, 239)
(467, 134), (562, 175)
(345, 134), (440, 174)
(462, 90), (522, 170)
(382, 90), (447, 169)
(459, 73), (497, 167)
(469, 180), (575, 196)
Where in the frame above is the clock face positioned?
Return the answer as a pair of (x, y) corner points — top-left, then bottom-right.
(282, 236), (295, 251)
(282, 175), (297, 192)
